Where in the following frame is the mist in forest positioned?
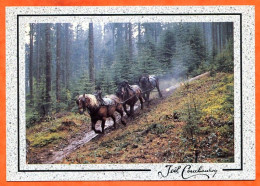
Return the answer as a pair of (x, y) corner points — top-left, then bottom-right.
(25, 22), (234, 123)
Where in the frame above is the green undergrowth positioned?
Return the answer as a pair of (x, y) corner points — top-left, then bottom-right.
(62, 72), (234, 164)
(26, 112), (90, 152)
(26, 72), (234, 164)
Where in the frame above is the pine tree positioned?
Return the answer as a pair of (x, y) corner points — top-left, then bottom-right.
(89, 23), (95, 82)
(56, 23), (61, 103)
(158, 29), (176, 73)
(188, 25), (206, 76)
(45, 23), (52, 115)
(29, 23), (34, 102)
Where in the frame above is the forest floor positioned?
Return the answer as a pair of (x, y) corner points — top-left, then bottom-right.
(26, 72), (234, 164)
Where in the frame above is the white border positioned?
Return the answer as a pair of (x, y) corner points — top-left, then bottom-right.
(6, 6), (255, 181)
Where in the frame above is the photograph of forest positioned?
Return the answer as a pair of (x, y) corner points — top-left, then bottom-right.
(25, 22), (234, 164)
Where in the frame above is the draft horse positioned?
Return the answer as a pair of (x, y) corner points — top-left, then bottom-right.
(76, 94), (126, 134)
(139, 74), (162, 103)
(116, 81), (144, 118)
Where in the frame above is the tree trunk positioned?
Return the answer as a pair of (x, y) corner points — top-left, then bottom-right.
(45, 23), (51, 114)
(89, 23), (95, 82)
(228, 22), (233, 40)
(217, 23), (221, 53)
(137, 23), (141, 55)
(211, 23), (216, 60)
(138, 23), (141, 43)
(223, 23), (227, 47)
(125, 23), (128, 43)
(36, 24), (41, 85)
(56, 23), (61, 103)
(112, 25), (115, 53)
(29, 23), (34, 102)
(154, 23), (157, 43)
(65, 24), (70, 89)
(202, 23), (207, 54)
(128, 23), (133, 63)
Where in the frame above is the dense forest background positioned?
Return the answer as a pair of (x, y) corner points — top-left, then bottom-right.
(25, 22), (234, 127)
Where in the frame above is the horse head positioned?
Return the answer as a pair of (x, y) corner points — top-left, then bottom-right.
(139, 75), (149, 88)
(76, 94), (93, 114)
(116, 80), (131, 101)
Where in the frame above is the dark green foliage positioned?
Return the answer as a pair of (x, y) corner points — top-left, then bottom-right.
(172, 23), (208, 77)
(137, 41), (162, 76)
(188, 25), (207, 76)
(218, 124), (233, 138)
(147, 123), (167, 135)
(96, 67), (117, 95)
(211, 39), (234, 73)
(25, 22), (234, 127)
(181, 84), (202, 141)
(158, 29), (176, 73)
(26, 107), (40, 128)
(220, 75), (234, 122)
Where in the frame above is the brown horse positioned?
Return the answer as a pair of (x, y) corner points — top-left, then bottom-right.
(139, 74), (162, 103)
(116, 81), (144, 118)
(76, 94), (126, 134)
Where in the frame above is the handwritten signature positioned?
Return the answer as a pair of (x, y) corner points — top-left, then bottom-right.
(158, 165), (217, 179)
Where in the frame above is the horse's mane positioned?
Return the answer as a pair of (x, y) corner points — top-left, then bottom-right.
(125, 82), (132, 90)
(80, 94), (99, 107)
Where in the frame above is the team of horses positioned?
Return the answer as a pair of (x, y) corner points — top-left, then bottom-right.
(76, 74), (163, 134)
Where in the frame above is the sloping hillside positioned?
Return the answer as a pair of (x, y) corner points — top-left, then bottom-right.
(60, 72), (234, 164)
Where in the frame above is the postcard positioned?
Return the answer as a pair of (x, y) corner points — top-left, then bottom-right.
(5, 6), (255, 181)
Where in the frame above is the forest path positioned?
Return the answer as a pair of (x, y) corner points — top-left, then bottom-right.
(43, 72), (209, 164)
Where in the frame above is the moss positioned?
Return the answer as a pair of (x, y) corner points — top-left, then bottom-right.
(30, 132), (65, 147)
(49, 127), (58, 132)
(199, 126), (212, 135)
(218, 125), (232, 138)
(200, 73), (234, 123)
(141, 123), (168, 135)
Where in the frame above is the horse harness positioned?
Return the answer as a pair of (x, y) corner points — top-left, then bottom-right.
(81, 96), (117, 115)
(141, 76), (156, 93)
(120, 84), (141, 104)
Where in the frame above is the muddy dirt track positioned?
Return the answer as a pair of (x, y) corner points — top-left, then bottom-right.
(29, 72), (209, 164)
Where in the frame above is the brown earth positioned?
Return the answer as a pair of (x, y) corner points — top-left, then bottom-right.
(27, 72), (234, 164)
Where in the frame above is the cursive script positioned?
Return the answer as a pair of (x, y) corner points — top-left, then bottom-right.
(158, 165), (181, 178)
(158, 164), (217, 180)
(181, 165), (217, 179)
